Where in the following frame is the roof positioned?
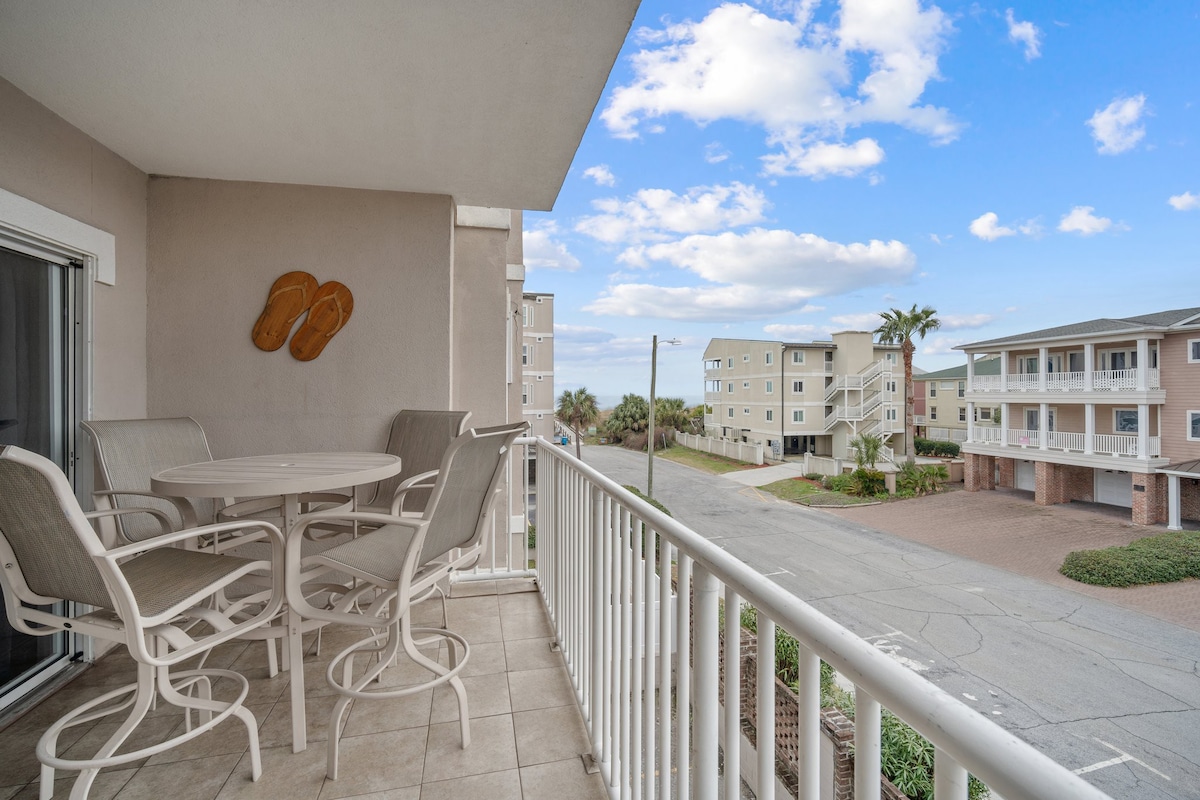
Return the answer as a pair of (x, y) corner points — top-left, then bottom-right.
(957, 307), (1200, 351)
(0, 2), (639, 210)
(915, 357), (1001, 381)
(1161, 459), (1200, 477)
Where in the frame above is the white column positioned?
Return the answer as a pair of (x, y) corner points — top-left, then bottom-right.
(1085, 403), (1095, 454)
(1168, 474), (1182, 531)
(1138, 404), (1149, 458)
(1084, 343), (1094, 391)
(966, 354), (975, 389)
(1039, 402), (1049, 449)
(1137, 338), (1149, 390)
(1000, 351), (1008, 392)
(967, 401), (975, 442)
(1000, 402), (1009, 447)
(1038, 346), (1048, 391)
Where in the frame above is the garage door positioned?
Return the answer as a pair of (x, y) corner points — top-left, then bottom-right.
(1095, 470), (1133, 508)
(1015, 460), (1035, 491)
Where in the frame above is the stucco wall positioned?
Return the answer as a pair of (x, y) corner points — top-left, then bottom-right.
(0, 77), (148, 420)
(146, 177), (456, 457)
(451, 222), (509, 429)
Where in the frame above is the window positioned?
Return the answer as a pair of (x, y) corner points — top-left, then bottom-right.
(1068, 351), (1085, 372)
(940, 381), (954, 389)
(958, 407), (967, 422)
(886, 408), (898, 421)
(792, 380), (804, 393)
(743, 381), (750, 389)
(766, 409), (774, 422)
(1190, 340), (1200, 363)
(978, 407), (992, 421)
(792, 351), (805, 365)
(1114, 408), (1138, 433)
(957, 381), (966, 398)
(930, 407), (937, 420)
(886, 353), (897, 364)
(727, 382), (734, 393)
(929, 384), (937, 397)
(521, 344), (530, 366)
(522, 304), (534, 327)
(743, 354), (750, 362)
(728, 407), (734, 418)
(728, 357), (734, 368)
(765, 351), (774, 366)
(792, 409), (804, 423)
(743, 407), (750, 416)
(521, 383), (532, 405)
(705, 358), (722, 370)
(765, 380), (773, 394)
(887, 380), (897, 393)
(1190, 411), (1200, 441)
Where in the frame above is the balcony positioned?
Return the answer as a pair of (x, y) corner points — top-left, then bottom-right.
(968, 427), (1161, 457)
(970, 368), (1161, 394)
(0, 439), (1112, 800)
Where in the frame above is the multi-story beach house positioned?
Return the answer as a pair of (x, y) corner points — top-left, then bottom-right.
(703, 331), (903, 462)
(957, 307), (1200, 528)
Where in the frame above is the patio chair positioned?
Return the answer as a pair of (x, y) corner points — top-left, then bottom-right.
(284, 421), (527, 780)
(358, 409), (472, 516)
(0, 445), (285, 800)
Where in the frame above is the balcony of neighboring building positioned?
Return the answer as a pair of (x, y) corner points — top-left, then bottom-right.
(963, 339), (1165, 404)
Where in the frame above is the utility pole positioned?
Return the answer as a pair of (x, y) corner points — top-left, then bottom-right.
(647, 335), (680, 498)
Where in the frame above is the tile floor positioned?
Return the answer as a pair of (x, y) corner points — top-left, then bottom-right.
(0, 579), (607, 800)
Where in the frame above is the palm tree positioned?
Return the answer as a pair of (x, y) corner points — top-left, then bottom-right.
(875, 304), (941, 465)
(848, 433), (883, 470)
(555, 387), (599, 460)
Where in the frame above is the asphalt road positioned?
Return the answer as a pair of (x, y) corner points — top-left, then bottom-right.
(578, 445), (1200, 800)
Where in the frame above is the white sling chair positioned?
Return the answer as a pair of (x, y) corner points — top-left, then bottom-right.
(283, 421), (526, 780)
(0, 445), (285, 800)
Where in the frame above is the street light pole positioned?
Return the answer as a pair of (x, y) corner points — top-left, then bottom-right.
(648, 335), (681, 498)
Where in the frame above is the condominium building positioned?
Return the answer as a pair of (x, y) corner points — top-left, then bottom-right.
(913, 356), (1001, 444)
(520, 293), (555, 441)
(957, 307), (1200, 527)
(703, 332), (903, 462)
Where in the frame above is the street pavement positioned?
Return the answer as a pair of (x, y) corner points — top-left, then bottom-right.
(578, 444), (1200, 800)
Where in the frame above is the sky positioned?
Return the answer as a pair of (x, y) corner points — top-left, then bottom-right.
(523, 0), (1199, 409)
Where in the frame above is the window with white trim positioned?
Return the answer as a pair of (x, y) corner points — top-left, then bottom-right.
(728, 357), (734, 368)
(792, 380), (803, 393)
(743, 407), (750, 415)
(521, 344), (530, 366)
(743, 381), (750, 389)
(521, 383), (532, 405)
(728, 407), (734, 418)
(930, 407), (937, 420)
(727, 382), (734, 393)
(765, 351), (774, 366)
(886, 353), (897, 364)
(1113, 408), (1138, 433)
(1190, 340), (1200, 363)
(792, 350), (805, 365)
(743, 354), (750, 362)
(522, 304), (534, 327)
(958, 407), (967, 422)
(766, 409), (774, 422)
(978, 407), (992, 421)
(886, 408), (898, 421)
(765, 380), (773, 394)
(792, 409), (804, 423)
(929, 384), (937, 397)
(1189, 411), (1200, 441)
(957, 381), (965, 398)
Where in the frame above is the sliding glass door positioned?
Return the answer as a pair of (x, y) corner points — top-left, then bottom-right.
(0, 245), (79, 708)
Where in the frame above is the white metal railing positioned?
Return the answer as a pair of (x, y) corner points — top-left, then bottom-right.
(1047, 431), (1085, 451)
(967, 431), (1161, 458)
(1007, 374), (1041, 391)
(1148, 367), (1160, 389)
(971, 369), (1160, 394)
(1093, 369), (1137, 390)
(1046, 372), (1085, 392)
(974, 427), (1002, 443)
(914, 414), (926, 425)
(531, 439), (1112, 800)
(1006, 428), (1041, 447)
(971, 375), (1002, 392)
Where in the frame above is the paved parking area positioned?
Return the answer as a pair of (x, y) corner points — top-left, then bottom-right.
(823, 487), (1200, 632)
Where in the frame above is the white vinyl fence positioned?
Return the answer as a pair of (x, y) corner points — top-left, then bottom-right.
(674, 432), (764, 465)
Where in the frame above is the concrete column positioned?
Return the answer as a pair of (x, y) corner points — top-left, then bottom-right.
(1085, 403), (1095, 454)
(1038, 346), (1048, 391)
(1084, 343), (1094, 391)
(1137, 338), (1149, 391)
(1169, 474), (1182, 530)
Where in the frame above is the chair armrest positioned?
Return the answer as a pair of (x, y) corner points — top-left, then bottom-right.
(389, 470), (439, 514)
(84, 506), (175, 539)
(92, 489), (200, 528)
(102, 519), (285, 560)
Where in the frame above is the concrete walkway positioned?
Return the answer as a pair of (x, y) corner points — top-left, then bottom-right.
(720, 460), (809, 486)
(823, 487), (1200, 633)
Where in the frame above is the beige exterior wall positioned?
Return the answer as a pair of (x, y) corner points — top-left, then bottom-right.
(0, 77), (149, 421)
(921, 378), (968, 429)
(520, 293), (555, 441)
(1160, 332), (1200, 463)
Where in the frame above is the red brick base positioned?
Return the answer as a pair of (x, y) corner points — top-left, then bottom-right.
(1034, 462), (1094, 506)
(1134, 473), (1168, 526)
(964, 453), (995, 491)
(1183, 479), (1200, 524)
(997, 457), (1015, 489)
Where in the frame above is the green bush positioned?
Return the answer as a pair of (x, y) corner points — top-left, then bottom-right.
(850, 467), (886, 497)
(828, 473), (855, 493)
(804, 472), (825, 482)
(895, 488), (917, 499)
(1061, 530), (1200, 586)
(527, 523), (536, 550)
(897, 463), (949, 496)
(914, 438), (960, 458)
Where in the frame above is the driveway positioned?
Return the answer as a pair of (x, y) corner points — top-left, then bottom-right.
(821, 488), (1200, 633)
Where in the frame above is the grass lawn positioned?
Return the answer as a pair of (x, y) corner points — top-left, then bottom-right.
(655, 445), (761, 475)
(758, 477), (877, 507)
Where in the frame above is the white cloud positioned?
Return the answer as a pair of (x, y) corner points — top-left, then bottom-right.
(1168, 191), (1200, 211)
(763, 323), (827, 341)
(523, 222), (581, 271)
(585, 228), (916, 322)
(969, 212), (1016, 241)
(921, 336), (969, 355)
(601, 1), (960, 180)
(576, 182), (769, 245)
(761, 137), (885, 178)
(1057, 205), (1113, 236)
(830, 312), (884, 330)
(1005, 9), (1042, 60)
(704, 142), (731, 163)
(582, 164), (616, 186)
(1017, 218), (1043, 236)
(939, 313), (996, 330)
(1086, 94), (1147, 155)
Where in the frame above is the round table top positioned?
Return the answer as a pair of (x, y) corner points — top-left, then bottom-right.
(151, 452), (402, 498)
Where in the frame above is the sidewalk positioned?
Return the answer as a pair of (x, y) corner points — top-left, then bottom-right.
(821, 487), (1200, 632)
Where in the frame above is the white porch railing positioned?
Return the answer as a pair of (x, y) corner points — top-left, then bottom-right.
(972, 375), (1002, 392)
(1046, 372), (1085, 392)
(1093, 369), (1137, 390)
(966, 431), (1161, 458)
(529, 439), (1112, 800)
(927, 427), (967, 444)
(970, 368), (1160, 394)
(1007, 374), (1041, 391)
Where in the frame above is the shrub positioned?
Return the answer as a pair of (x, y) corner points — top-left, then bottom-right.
(1061, 530), (1200, 586)
(828, 473), (855, 493)
(874, 491), (890, 501)
(897, 463), (949, 496)
(895, 488), (917, 499)
(527, 523), (536, 550)
(850, 467), (886, 497)
(804, 472), (825, 482)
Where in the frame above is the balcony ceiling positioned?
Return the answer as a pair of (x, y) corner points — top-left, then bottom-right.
(0, 1), (639, 211)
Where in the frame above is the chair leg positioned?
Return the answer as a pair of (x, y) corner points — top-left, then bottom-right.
(266, 637), (279, 677)
(400, 615), (470, 748)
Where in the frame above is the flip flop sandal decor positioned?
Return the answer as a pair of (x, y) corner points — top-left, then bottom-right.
(252, 271), (320, 352)
(289, 281), (354, 362)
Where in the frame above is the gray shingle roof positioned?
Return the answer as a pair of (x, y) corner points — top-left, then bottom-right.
(958, 307), (1200, 350)
(915, 358), (1001, 381)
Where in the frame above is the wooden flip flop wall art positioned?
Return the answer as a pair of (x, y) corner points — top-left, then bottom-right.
(251, 272), (354, 361)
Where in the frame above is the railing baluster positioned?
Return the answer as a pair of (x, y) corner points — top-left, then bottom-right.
(658, 539), (673, 800)
(676, 555), (692, 800)
(590, 486), (604, 764)
(630, 510), (644, 800)
(798, 643), (819, 800)
(935, 747), (968, 799)
(723, 585), (741, 800)
(643, 523), (658, 800)
(694, 566), (719, 800)
(756, 614), (775, 800)
(856, 689), (882, 800)
(620, 506), (633, 800)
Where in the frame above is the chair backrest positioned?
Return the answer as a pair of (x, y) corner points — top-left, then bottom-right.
(368, 409), (472, 512)
(0, 446), (114, 610)
(82, 417), (216, 541)
(417, 422), (526, 565)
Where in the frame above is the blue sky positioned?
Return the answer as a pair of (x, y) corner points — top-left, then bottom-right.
(523, 0), (1199, 409)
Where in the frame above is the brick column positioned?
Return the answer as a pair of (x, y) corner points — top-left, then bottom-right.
(997, 457), (1015, 489)
(1133, 473), (1167, 526)
(1036, 461), (1069, 506)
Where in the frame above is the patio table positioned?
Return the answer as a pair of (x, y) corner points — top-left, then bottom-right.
(152, 451), (403, 752)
